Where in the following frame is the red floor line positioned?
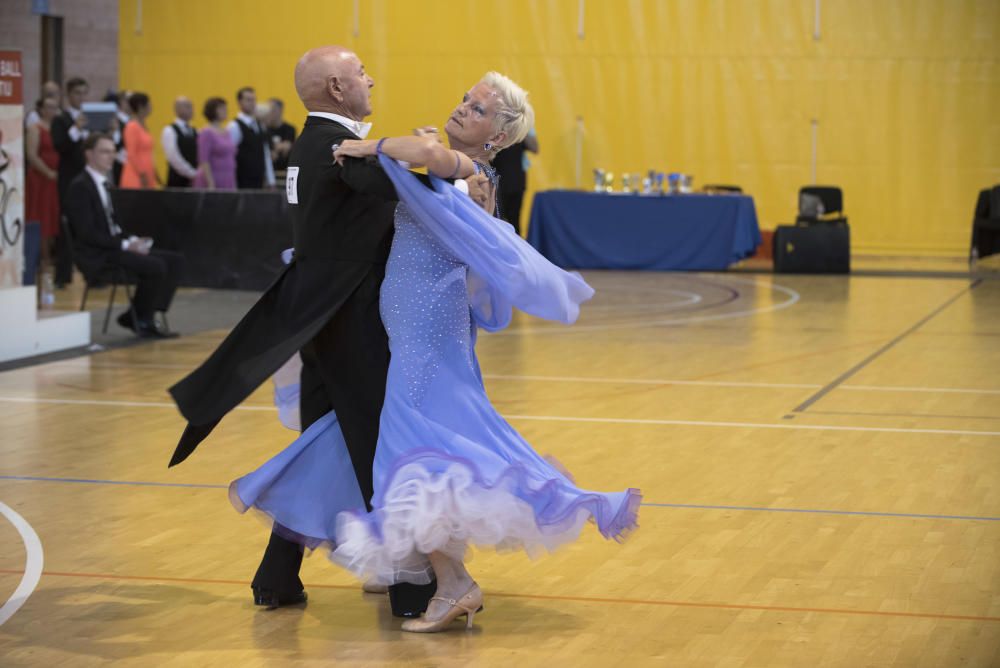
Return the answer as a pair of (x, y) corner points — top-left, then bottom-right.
(2, 568), (997, 623)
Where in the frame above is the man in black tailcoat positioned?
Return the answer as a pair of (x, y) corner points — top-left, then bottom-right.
(167, 46), (435, 616)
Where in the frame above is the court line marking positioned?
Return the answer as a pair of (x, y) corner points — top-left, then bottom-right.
(502, 414), (1000, 437)
(0, 501), (44, 626)
(25, 363), (1000, 396)
(642, 502), (1000, 522)
(792, 279), (984, 413)
(491, 277), (801, 335)
(0, 568), (995, 623)
(1, 396), (998, 436)
(2, 476), (997, 522)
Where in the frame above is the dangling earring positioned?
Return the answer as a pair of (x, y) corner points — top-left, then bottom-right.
(484, 143), (493, 151)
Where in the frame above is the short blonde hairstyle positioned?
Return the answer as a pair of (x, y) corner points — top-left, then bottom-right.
(481, 71), (534, 150)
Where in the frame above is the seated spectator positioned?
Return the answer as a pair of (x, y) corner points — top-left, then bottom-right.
(66, 133), (182, 338)
(119, 92), (161, 189)
(25, 96), (62, 268)
(265, 97), (296, 180)
(194, 97), (237, 190)
(161, 96), (199, 187)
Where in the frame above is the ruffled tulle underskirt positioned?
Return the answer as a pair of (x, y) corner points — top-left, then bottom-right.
(230, 437), (640, 586)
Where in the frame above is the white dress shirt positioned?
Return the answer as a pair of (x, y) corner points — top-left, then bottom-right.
(227, 112), (275, 186)
(85, 165), (129, 249)
(306, 111), (372, 139)
(160, 118), (199, 179)
(114, 110), (130, 163)
(67, 107), (89, 143)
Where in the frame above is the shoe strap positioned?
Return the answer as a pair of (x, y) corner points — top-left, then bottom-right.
(429, 595), (475, 614)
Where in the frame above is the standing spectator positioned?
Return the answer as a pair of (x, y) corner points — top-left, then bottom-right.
(119, 92), (160, 189)
(228, 86), (275, 189)
(25, 81), (61, 128)
(264, 97), (296, 181)
(194, 97), (237, 190)
(107, 90), (132, 185)
(25, 97), (62, 269)
(161, 96), (199, 187)
(491, 127), (539, 235)
(50, 76), (90, 287)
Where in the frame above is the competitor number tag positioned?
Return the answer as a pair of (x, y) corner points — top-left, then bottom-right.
(286, 167), (300, 204)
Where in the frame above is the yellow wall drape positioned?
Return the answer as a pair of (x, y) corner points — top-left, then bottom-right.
(120, 0), (1000, 255)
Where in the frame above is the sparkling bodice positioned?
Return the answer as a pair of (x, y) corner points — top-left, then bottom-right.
(380, 204), (475, 405)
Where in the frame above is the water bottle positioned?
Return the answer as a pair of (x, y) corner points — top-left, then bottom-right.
(41, 271), (55, 308)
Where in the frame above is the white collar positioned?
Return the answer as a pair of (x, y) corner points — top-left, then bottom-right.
(173, 117), (190, 127)
(85, 165), (111, 189)
(237, 112), (259, 127)
(68, 106), (83, 119)
(307, 112), (372, 139)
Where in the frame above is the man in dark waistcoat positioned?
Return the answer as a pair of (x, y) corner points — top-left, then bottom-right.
(168, 45), (435, 616)
(161, 96), (199, 188)
(50, 77), (90, 287)
(229, 86), (275, 189)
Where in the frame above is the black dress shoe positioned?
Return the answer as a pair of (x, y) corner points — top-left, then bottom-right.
(136, 320), (179, 339)
(252, 587), (308, 610)
(116, 311), (137, 332)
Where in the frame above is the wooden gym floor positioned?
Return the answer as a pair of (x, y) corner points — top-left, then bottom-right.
(1, 270), (998, 667)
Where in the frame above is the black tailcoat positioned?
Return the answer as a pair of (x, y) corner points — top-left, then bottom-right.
(168, 117), (402, 504)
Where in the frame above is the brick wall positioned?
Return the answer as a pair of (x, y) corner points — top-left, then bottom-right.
(0, 0), (118, 112)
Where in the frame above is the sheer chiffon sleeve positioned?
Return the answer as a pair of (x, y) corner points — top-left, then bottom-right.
(378, 154), (594, 330)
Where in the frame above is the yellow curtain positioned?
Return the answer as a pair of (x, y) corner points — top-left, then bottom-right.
(120, 0), (1000, 255)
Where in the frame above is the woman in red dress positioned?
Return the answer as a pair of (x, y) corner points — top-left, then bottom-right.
(25, 96), (61, 267)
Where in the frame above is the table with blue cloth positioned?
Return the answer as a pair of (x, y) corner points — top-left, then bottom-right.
(527, 190), (762, 270)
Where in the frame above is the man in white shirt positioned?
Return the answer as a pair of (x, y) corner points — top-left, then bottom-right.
(228, 86), (275, 189)
(65, 133), (183, 338)
(109, 90), (132, 185)
(161, 96), (199, 188)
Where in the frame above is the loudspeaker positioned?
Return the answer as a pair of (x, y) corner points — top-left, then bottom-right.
(773, 224), (850, 274)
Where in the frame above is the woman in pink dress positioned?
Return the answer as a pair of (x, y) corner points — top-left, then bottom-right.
(120, 92), (161, 189)
(25, 96), (61, 266)
(193, 97), (237, 190)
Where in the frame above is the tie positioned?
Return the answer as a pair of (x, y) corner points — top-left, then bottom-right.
(103, 180), (122, 237)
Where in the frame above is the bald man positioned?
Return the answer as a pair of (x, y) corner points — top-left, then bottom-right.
(161, 96), (199, 187)
(168, 46), (436, 615)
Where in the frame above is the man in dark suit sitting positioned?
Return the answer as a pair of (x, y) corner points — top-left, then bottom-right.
(65, 133), (183, 338)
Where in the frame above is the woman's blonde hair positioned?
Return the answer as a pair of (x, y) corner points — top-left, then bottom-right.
(481, 71), (534, 150)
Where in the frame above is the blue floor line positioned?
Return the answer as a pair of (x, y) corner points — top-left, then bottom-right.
(2, 475), (998, 522)
(642, 502), (1000, 522)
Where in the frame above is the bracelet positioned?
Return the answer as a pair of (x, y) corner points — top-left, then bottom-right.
(447, 151), (462, 179)
(375, 137), (387, 155)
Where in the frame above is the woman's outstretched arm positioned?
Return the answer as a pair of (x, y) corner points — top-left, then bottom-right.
(334, 136), (476, 180)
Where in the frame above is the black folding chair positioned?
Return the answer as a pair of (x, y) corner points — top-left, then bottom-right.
(61, 216), (139, 334)
(796, 186), (848, 226)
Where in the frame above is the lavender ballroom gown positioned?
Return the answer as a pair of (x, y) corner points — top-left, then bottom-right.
(232, 155), (641, 585)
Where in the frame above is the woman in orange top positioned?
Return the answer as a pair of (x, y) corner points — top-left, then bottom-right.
(120, 92), (161, 189)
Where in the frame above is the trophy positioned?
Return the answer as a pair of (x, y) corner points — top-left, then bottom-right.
(641, 176), (652, 195)
(622, 173), (631, 193)
(630, 174), (642, 193)
(604, 172), (614, 193)
(654, 172), (665, 194)
(592, 168), (605, 192)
